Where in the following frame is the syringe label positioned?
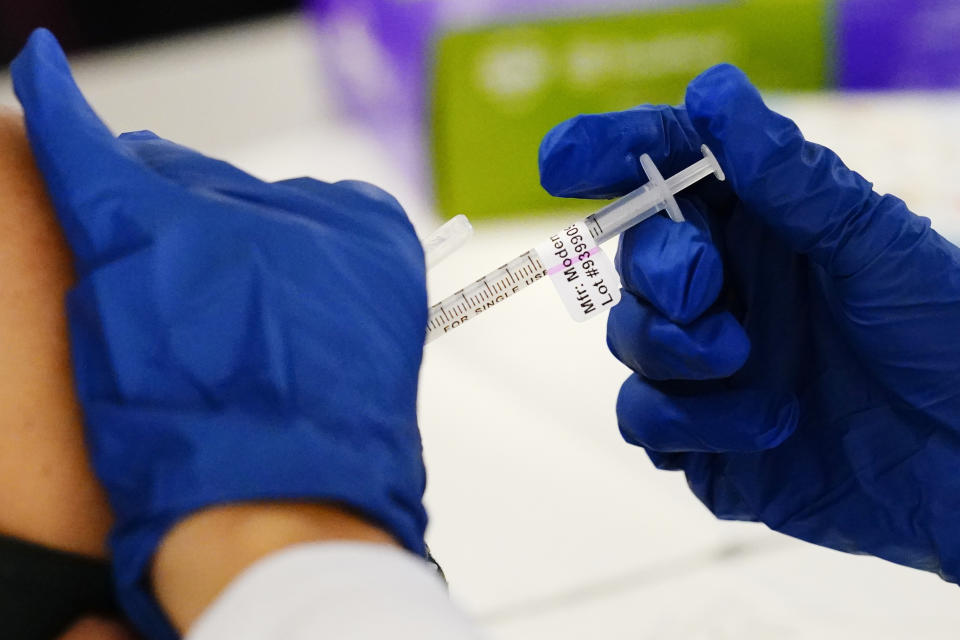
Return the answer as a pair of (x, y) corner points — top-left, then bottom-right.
(546, 247), (599, 275)
(533, 221), (621, 322)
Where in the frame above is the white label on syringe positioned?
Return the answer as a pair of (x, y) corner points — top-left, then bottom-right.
(534, 221), (621, 322)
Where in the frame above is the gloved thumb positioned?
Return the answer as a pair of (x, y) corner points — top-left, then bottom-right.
(11, 28), (131, 271)
(684, 64), (915, 278)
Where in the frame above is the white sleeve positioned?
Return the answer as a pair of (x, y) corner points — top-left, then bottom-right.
(186, 542), (485, 640)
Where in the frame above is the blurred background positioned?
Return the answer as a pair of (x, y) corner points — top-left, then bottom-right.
(2, 1), (960, 638)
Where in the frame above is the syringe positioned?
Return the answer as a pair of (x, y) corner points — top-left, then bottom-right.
(425, 145), (725, 344)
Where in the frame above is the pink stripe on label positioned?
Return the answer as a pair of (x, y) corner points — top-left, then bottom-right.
(546, 246), (600, 275)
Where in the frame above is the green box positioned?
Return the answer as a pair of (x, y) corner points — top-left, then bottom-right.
(430, 0), (832, 219)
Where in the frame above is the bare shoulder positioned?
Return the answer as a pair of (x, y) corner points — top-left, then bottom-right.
(0, 103), (113, 558)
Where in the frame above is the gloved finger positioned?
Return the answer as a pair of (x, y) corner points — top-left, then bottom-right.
(685, 64), (897, 277)
(617, 374), (799, 453)
(11, 29), (131, 265)
(643, 449), (758, 523)
(276, 178), (416, 240)
(644, 449), (691, 472)
(275, 178), (411, 222)
(118, 138), (410, 236)
(607, 292), (750, 381)
(118, 131), (270, 197)
(276, 177), (408, 215)
(538, 104), (704, 199)
(334, 179), (410, 221)
(274, 176), (335, 198)
(615, 195), (722, 323)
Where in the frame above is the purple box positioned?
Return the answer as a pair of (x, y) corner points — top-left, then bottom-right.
(838, 0), (960, 89)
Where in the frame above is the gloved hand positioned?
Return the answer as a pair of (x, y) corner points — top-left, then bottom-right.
(539, 64), (960, 581)
(12, 30), (428, 639)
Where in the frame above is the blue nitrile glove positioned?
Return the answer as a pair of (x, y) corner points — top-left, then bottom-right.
(539, 64), (960, 581)
(12, 30), (428, 639)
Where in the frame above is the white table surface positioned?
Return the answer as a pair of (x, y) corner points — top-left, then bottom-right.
(2, 14), (959, 639)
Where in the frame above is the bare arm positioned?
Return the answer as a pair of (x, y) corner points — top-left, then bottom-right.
(152, 503), (397, 633)
(0, 107), (113, 558)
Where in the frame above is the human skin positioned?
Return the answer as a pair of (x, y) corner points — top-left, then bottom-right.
(1, 106), (398, 637)
(56, 618), (136, 640)
(152, 503), (398, 632)
(0, 106), (113, 557)
(0, 105), (127, 639)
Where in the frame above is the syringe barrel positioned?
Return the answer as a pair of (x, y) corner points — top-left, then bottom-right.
(587, 145), (725, 245)
(425, 247), (546, 343)
(586, 183), (664, 244)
